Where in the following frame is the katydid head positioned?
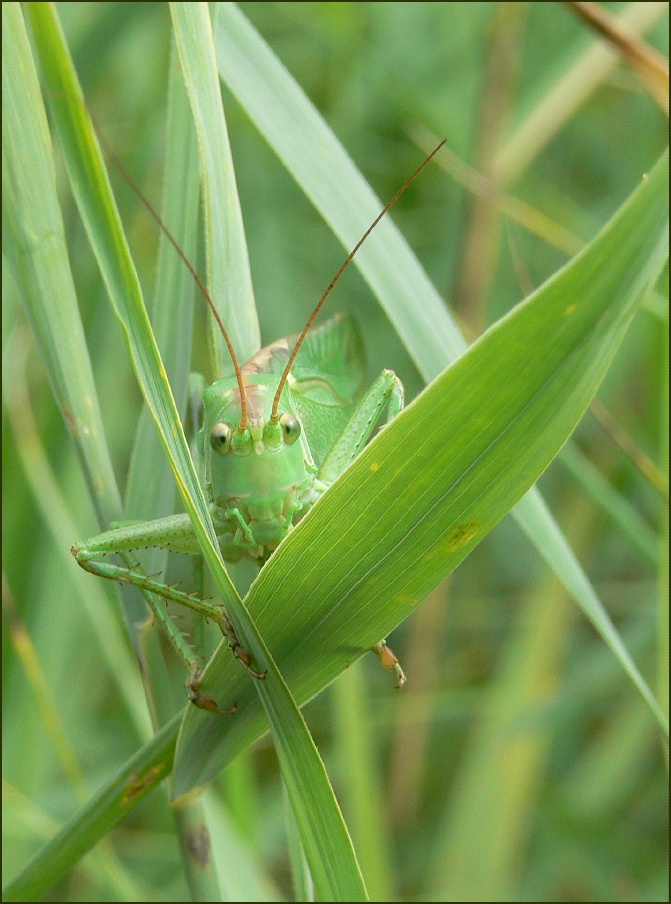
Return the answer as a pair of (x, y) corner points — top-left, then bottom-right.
(200, 374), (312, 545)
(201, 139), (446, 502)
(205, 376), (302, 458)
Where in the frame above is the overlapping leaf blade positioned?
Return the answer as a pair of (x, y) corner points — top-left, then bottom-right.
(175, 148), (669, 793)
(25, 3), (368, 900)
(212, 0), (665, 737)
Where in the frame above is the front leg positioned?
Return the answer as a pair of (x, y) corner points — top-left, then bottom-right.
(225, 506), (262, 557)
(317, 370), (407, 687)
(318, 369), (404, 486)
(71, 512), (264, 692)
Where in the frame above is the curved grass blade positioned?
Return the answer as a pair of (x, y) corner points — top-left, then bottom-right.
(118, 41), (226, 903)
(2, 1), (155, 726)
(28, 4), (368, 899)
(2, 714), (180, 903)
(4, 9), (220, 897)
(175, 148), (669, 793)
(2, 2), (123, 536)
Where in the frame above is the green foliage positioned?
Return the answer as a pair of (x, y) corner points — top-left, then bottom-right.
(3, 3), (668, 902)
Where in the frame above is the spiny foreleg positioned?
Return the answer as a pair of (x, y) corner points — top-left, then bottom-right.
(318, 370), (408, 687)
(318, 369), (404, 486)
(71, 515), (265, 698)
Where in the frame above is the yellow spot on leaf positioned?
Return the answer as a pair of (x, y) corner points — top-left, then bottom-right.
(564, 303), (576, 316)
(446, 520), (481, 552)
(370, 461), (381, 472)
(122, 764), (166, 807)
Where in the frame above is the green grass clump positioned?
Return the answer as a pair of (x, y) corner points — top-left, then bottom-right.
(3, 3), (668, 901)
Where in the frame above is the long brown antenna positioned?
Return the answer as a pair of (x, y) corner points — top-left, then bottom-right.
(271, 140), (447, 420)
(95, 127), (249, 428)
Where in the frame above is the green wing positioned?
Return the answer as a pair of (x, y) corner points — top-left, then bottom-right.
(243, 312), (366, 467)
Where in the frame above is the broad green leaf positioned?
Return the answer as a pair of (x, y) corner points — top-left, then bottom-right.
(174, 148), (669, 793)
(212, 1), (664, 732)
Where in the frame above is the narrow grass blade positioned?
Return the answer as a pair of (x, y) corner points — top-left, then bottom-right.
(2, 1), (122, 530)
(118, 43), (225, 902)
(170, 2), (260, 375)
(5, 12), (226, 897)
(2, 782), (148, 902)
(124, 39), (199, 525)
(202, 789), (283, 902)
(214, 2), (465, 379)
(284, 781), (315, 903)
(558, 441), (658, 563)
(3, 1), (157, 733)
(2, 715), (180, 903)
(332, 664), (394, 902)
(2, 335), (149, 738)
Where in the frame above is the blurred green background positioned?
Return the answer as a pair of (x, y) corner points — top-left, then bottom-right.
(3, 2), (668, 901)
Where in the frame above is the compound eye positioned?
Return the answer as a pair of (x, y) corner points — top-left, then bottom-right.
(210, 422), (233, 454)
(279, 413), (301, 445)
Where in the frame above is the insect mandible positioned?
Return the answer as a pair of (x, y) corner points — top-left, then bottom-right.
(71, 140), (446, 711)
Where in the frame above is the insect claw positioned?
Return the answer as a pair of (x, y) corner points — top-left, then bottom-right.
(373, 640), (407, 688)
(186, 668), (237, 715)
(187, 688), (237, 716)
(196, 696), (237, 716)
(393, 662), (407, 689)
(232, 645), (267, 680)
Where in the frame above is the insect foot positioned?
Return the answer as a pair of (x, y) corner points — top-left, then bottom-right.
(186, 666), (237, 716)
(373, 641), (407, 688)
(215, 610), (267, 680)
